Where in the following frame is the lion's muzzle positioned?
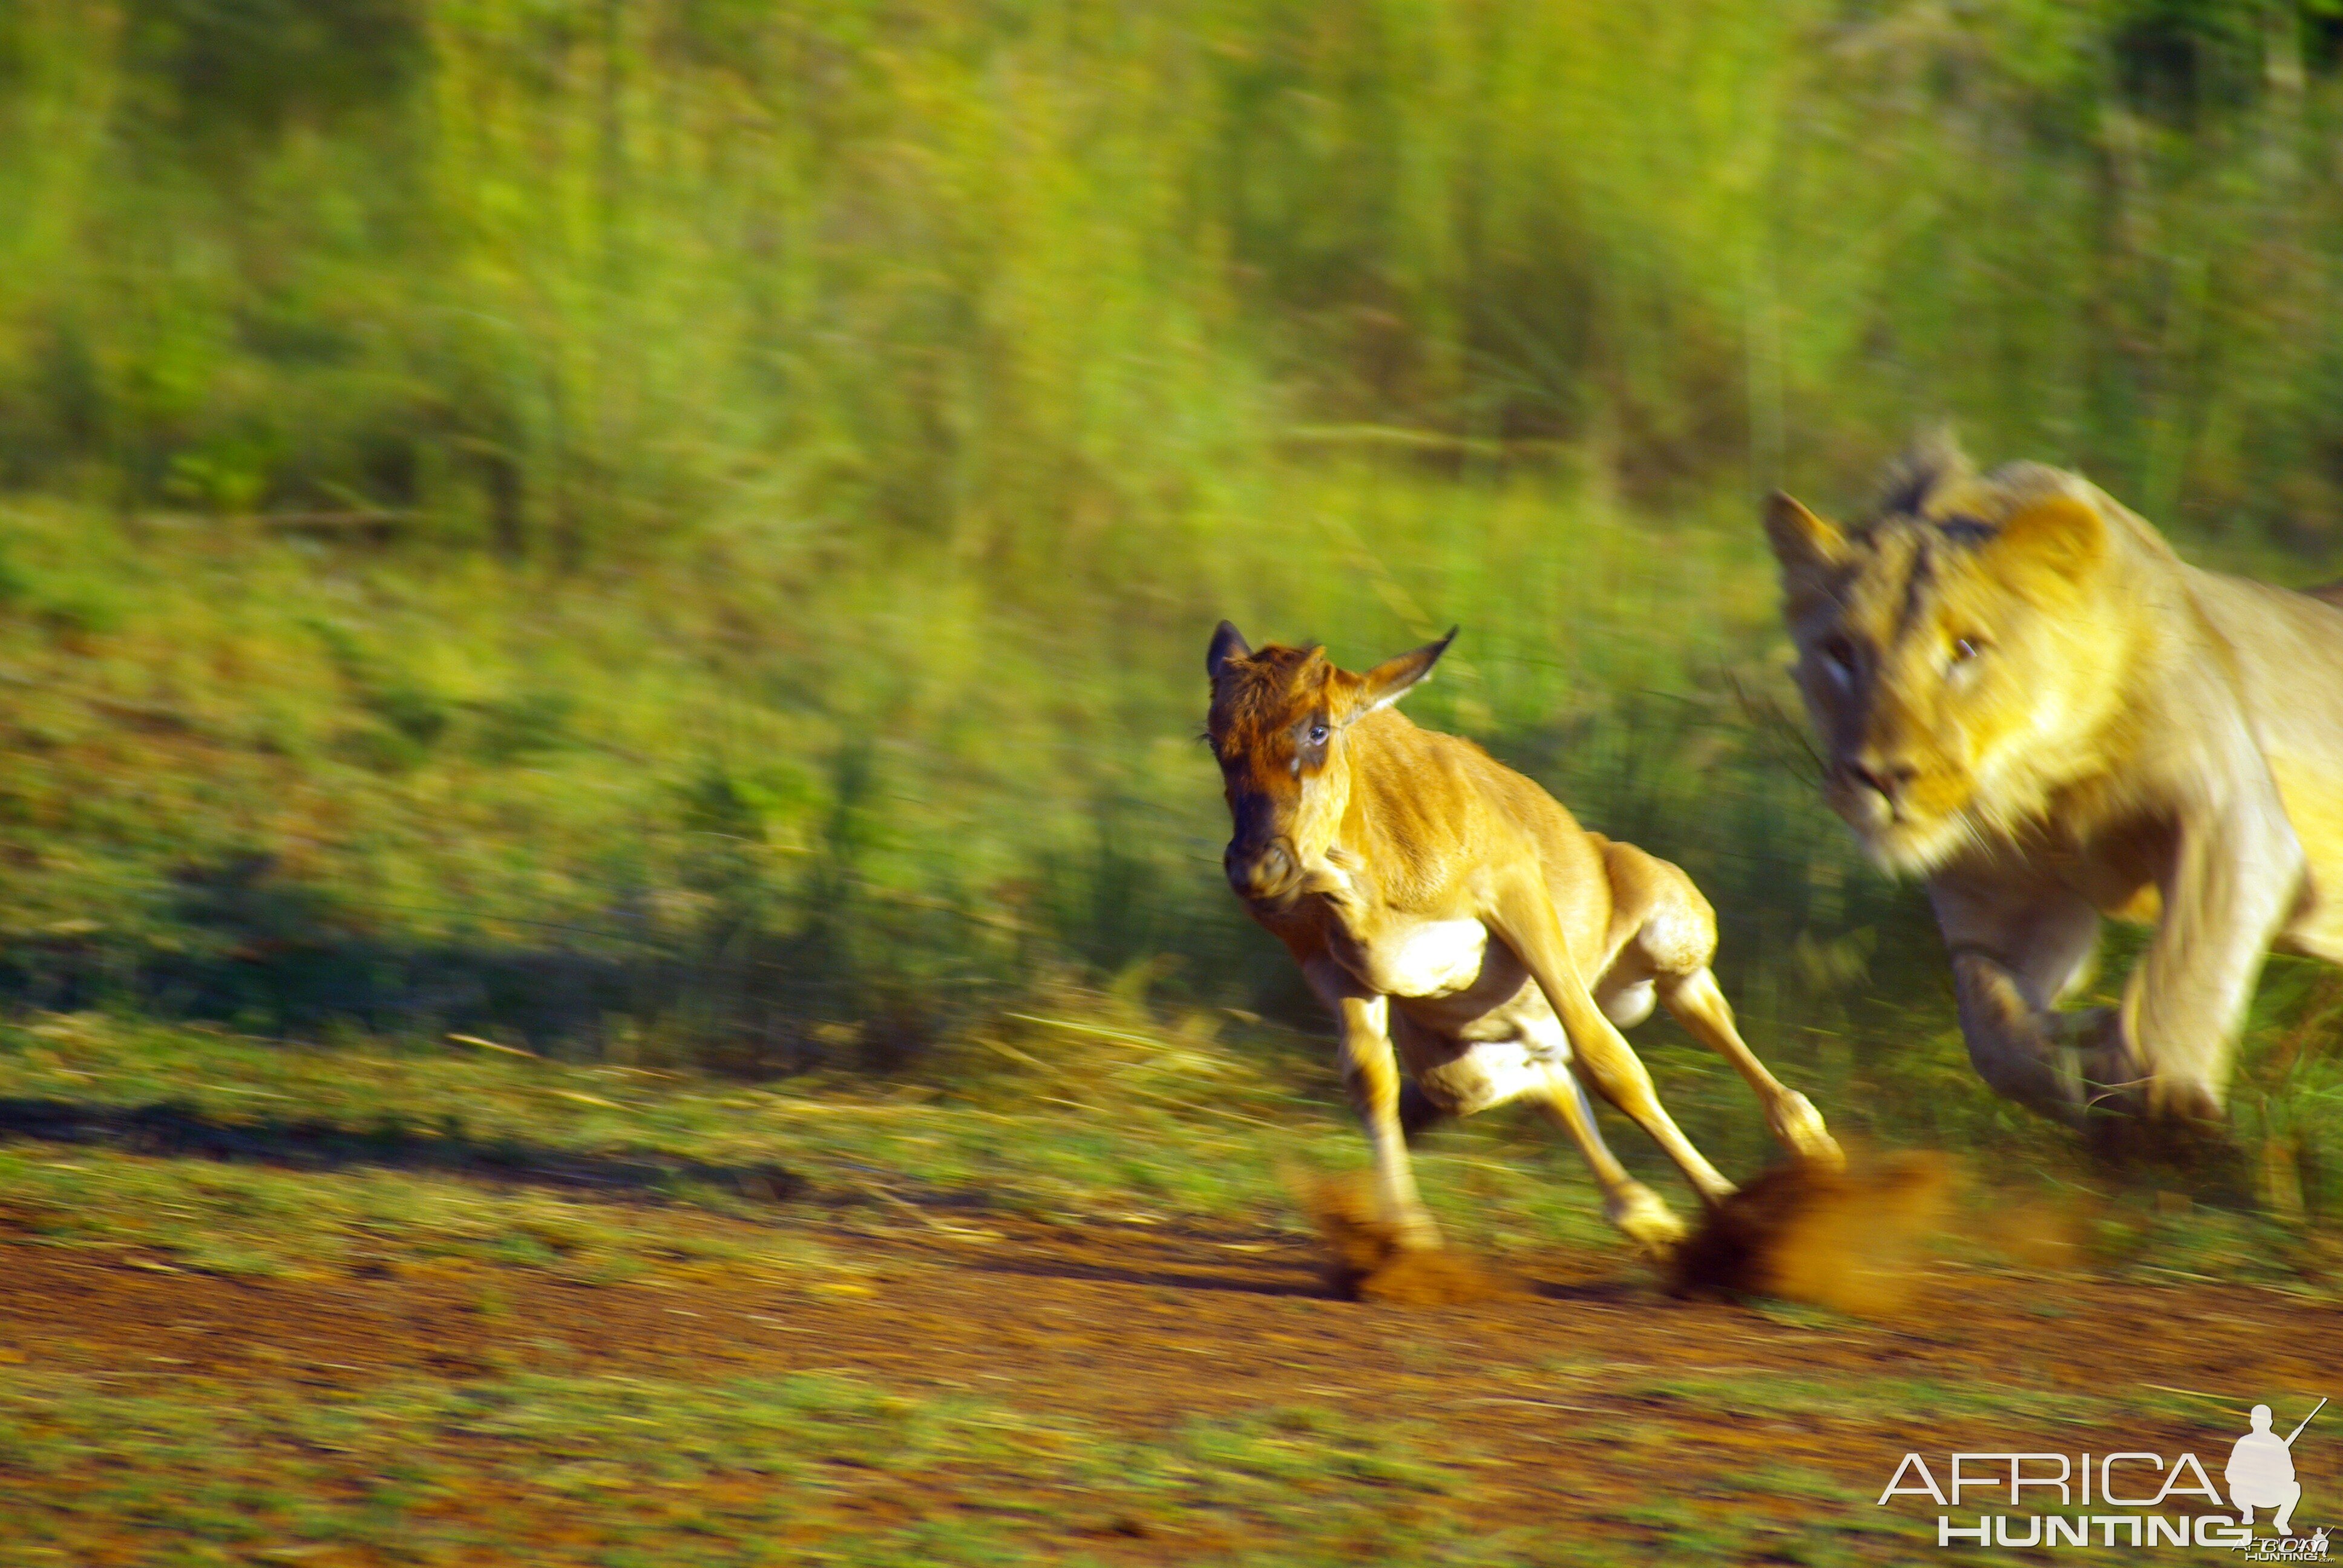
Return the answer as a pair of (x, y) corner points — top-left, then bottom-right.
(1826, 753), (1972, 872)
(1829, 757), (1906, 833)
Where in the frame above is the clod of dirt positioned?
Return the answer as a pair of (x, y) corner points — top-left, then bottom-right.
(1972, 1191), (2096, 1272)
(1297, 1171), (1518, 1306)
(1670, 1151), (1953, 1316)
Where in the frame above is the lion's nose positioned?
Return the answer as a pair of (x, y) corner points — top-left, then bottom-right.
(1846, 757), (1918, 805)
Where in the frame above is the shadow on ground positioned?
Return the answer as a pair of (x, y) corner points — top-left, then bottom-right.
(961, 1248), (1332, 1301)
(0, 1096), (801, 1203)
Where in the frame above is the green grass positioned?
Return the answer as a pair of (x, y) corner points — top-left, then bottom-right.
(0, 1008), (2328, 1297)
(0, 1005), (1636, 1279)
(0, 1008), (2325, 1566)
(0, 1367), (1486, 1566)
(1, 1359), (1973, 1566)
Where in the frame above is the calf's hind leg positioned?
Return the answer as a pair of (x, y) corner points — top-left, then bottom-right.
(1660, 969), (1841, 1169)
(1529, 1066), (1685, 1259)
(1605, 841), (1843, 1169)
(1488, 872), (1737, 1208)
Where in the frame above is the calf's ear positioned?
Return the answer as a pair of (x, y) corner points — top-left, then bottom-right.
(1352, 627), (1457, 718)
(1207, 620), (1251, 680)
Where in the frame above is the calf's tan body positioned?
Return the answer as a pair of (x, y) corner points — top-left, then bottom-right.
(1205, 625), (1841, 1255)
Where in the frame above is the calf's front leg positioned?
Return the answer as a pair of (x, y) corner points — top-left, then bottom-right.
(1307, 959), (1440, 1250)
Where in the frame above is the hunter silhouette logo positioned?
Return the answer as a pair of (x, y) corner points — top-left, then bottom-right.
(2229, 1400), (2322, 1537)
(1878, 1394), (2330, 1552)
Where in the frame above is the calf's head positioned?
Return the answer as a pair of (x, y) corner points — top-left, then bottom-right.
(1203, 621), (1455, 909)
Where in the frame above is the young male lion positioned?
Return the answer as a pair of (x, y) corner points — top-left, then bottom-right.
(1764, 437), (2343, 1129)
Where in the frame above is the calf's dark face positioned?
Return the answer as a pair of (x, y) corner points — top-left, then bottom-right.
(1201, 619), (1455, 912)
(1205, 626), (1337, 909)
(1213, 687), (1334, 909)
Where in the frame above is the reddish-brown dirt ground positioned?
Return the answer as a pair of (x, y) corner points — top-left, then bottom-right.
(4, 1205), (2340, 1558)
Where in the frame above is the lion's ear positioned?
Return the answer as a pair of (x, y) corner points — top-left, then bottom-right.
(1764, 492), (1847, 575)
(1990, 495), (2105, 581)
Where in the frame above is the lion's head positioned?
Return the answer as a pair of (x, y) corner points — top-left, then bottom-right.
(1763, 438), (2134, 873)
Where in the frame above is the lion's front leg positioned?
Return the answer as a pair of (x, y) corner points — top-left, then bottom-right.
(1948, 953), (2130, 1123)
(1931, 874), (2115, 1126)
(2123, 797), (2306, 1123)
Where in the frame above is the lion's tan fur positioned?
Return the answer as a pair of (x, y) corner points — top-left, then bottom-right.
(1767, 440), (2343, 1122)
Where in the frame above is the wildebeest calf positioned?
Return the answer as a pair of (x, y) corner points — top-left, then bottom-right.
(1205, 622), (1842, 1256)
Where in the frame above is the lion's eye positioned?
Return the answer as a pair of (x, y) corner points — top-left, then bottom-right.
(1308, 723), (1329, 744)
(1951, 636), (1985, 665)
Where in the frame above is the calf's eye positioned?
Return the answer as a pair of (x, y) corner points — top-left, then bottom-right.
(1309, 723), (1329, 743)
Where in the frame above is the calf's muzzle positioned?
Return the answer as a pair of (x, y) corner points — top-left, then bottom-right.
(1225, 837), (1301, 904)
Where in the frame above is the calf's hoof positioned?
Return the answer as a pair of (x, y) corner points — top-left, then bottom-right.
(1388, 1212), (1444, 1253)
(1294, 1174), (1509, 1303)
(1771, 1091), (1846, 1172)
(1607, 1182), (1688, 1262)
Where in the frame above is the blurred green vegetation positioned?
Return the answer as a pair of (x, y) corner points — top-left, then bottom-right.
(1, 0), (2342, 1216)
(18, 1), (2343, 537)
